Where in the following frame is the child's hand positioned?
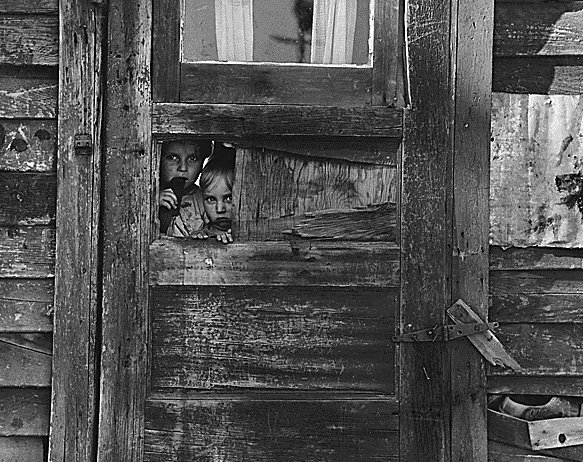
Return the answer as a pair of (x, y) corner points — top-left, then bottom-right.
(214, 229), (233, 244)
(159, 188), (178, 210)
(193, 227), (233, 244)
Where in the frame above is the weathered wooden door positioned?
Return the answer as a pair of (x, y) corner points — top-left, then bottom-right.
(49, 0), (494, 460)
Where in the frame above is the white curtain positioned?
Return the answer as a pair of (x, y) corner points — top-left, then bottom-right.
(215, 0), (254, 61)
(311, 0), (357, 64)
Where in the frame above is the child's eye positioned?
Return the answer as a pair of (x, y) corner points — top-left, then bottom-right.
(187, 155), (200, 163)
(205, 197), (216, 203)
(225, 196), (232, 203)
(164, 154), (179, 162)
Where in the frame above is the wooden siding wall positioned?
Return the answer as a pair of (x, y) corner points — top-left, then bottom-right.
(490, 1), (583, 460)
(0, 1), (57, 461)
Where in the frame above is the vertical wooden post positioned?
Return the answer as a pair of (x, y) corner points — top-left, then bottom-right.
(50, 1), (106, 460)
(97, 0), (152, 460)
(401, 0), (493, 460)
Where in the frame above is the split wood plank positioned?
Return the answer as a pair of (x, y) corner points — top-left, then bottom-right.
(0, 388), (50, 436)
(488, 376), (583, 398)
(0, 436), (47, 462)
(49, 0), (106, 461)
(97, 0), (152, 460)
(488, 440), (578, 462)
(152, 0), (180, 102)
(149, 239), (399, 287)
(153, 103), (403, 138)
(372, 0), (401, 106)
(0, 227), (55, 278)
(151, 286), (396, 391)
(144, 397), (399, 462)
(490, 246), (583, 271)
(0, 334), (51, 387)
(491, 270), (583, 294)
(0, 16), (58, 66)
(0, 172), (56, 226)
(0, 70), (57, 119)
(0, 119), (56, 172)
(0, 0), (57, 13)
(0, 279), (53, 332)
(490, 293), (583, 324)
(447, 300), (521, 372)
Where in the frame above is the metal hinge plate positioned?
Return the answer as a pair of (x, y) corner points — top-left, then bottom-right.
(392, 321), (498, 343)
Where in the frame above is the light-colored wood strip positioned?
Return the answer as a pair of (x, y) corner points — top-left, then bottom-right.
(0, 388), (50, 436)
(0, 119), (56, 172)
(0, 279), (53, 332)
(0, 16), (58, 66)
(150, 238), (399, 287)
(0, 334), (51, 387)
(153, 103), (403, 138)
(0, 227), (55, 278)
(0, 73), (57, 119)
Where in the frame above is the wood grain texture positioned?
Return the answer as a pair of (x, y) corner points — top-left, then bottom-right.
(493, 57), (583, 94)
(151, 286), (396, 391)
(0, 333), (51, 387)
(144, 397), (399, 462)
(0, 436), (47, 462)
(494, 3), (583, 57)
(181, 63), (372, 106)
(490, 270), (583, 294)
(97, 0), (152, 460)
(0, 0), (57, 13)
(152, 103), (403, 138)
(450, 0), (493, 457)
(0, 119), (56, 171)
(400, 0), (452, 459)
(489, 324), (583, 376)
(0, 172), (55, 226)
(150, 238), (399, 287)
(0, 16), (58, 66)
(488, 376), (583, 397)
(491, 246), (583, 270)
(488, 440), (578, 462)
(0, 226), (55, 278)
(235, 147), (397, 241)
(50, 0), (106, 460)
(0, 279), (53, 332)
(372, 0), (401, 105)
(0, 69), (57, 118)
(0, 388), (50, 436)
(491, 293), (583, 324)
(152, 0), (180, 101)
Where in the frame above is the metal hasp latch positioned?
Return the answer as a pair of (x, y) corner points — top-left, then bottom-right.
(392, 321), (498, 343)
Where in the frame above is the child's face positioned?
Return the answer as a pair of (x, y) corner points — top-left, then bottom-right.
(202, 176), (233, 231)
(160, 142), (206, 190)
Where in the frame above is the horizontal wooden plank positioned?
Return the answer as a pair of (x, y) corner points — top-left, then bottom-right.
(0, 227), (55, 278)
(488, 324), (583, 377)
(0, 0), (57, 13)
(0, 16), (58, 66)
(494, 4), (583, 57)
(0, 279), (53, 332)
(493, 57), (583, 94)
(491, 294), (583, 324)
(488, 376), (583, 397)
(149, 238), (399, 287)
(490, 246), (583, 271)
(488, 436), (582, 462)
(152, 103), (403, 138)
(0, 388), (50, 436)
(0, 119), (56, 171)
(234, 137), (400, 166)
(145, 397), (399, 462)
(0, 172), (56, 226)
(0, 333), (51, 386)
(181, 63), (373, 106)
(151, 286), (396, 391)
(0, 67), (57, 118)
(0, 436), (47, 461)
(490, 270), (583, 295)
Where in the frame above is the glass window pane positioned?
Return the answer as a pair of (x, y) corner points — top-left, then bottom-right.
(183, 0), (372, 65)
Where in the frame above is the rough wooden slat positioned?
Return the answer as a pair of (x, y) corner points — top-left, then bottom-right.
(181, 63), (372, 107)
(0, 70), (57, 118)
(235, 147), (397, 241)
(488, 440), (569, 462)
(0, 388), (50, 436)
(490, 246), (583, 271)
(0, 226), (55, 278)
(149, 239), (399, 287)
(489, 324), (583, 376)
(152, 0), (180, 102)
(490, 293), (583, 324)
(0, 333), (51, 387)
(0, 119), (56, 171)
(493, 57), (583, 94)
(151, 286), (396, 391)
(144, 397), (399, 462)
(494, 3), (583, 57)
(0, 172), (56, 226)
(488, 376), (583, 397)
(97, 0), (152, 459)
(0, 16), (58, 66)
(372, 0), (401, 106)
(153, 103), (403, 138)
(0, 0), (57, 13)
(490, 270), (583, 295)
(0, 436), (47, 462)
(0, 279), (53, 332)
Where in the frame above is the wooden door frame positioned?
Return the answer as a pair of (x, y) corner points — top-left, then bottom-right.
(49, 0), (494, 460)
